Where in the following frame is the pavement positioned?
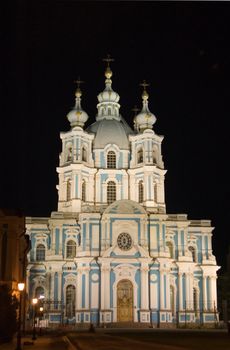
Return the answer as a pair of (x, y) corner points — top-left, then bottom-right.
(0, 335), (69, 350)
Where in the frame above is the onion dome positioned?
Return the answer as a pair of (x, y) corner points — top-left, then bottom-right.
(96, 56), (121, 122)
(67, 82), (89, 129)
(135, 81), (156, 133)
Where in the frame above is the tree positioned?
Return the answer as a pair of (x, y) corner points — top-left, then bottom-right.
(0, 284), (18, 343)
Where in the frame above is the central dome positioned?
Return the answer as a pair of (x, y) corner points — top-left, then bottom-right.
(87, 118), (133, 150)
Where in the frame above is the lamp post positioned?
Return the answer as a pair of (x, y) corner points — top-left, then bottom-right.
(15, 282), (25, 350)
(39, 306), (43, 335)
(32, 298), (38, 340)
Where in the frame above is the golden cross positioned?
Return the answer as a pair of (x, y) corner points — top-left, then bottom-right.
(103, 54), (114, 67)
(74, 77), (84, 89)
(140, 80), (150, 90)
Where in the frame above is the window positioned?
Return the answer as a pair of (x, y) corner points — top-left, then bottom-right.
(82, 147), (87, 162)
(138, 180), (144, 203)
(67, 146), (72, 161)
(166, 241), (174, 259)
(137, 148), (143, 164)
(35, 286), (44, 299)
(154, 183), (157, 202)
(66, 180), (71, 201)
(107, 151), (116, 168)
(107, 181), (116, 205)
(66, 285), (76, 318)
(189, 246), (196, 262)
(82, 180), (86, 202)
(66, 240), (76, 258)
(153, 150), (157, 164)
(36, 244), (45, 261)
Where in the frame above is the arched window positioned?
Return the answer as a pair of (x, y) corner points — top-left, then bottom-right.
(66, 180), (71, 201)
(166, 241), (174, 259)
(66, 285), (76, 318)
(137, 148), (143, 164)
(154, 183), (157, 202)
(170, 285), (175, 315)
(35, 286), (45, 299)
(193, 288), (198, 316)
(67, 146), (72, 161)
(82, 180), (86, 202)
(107, 151), (116, 169)
(138, 180), (144, 203)
(66, 240), (76, 258)
(82, 147), (87, 162)
(189, 246), (196, 262)
(36, 244), (45, 261)
(152, 148), (157, 164)
(107, 181), (116, 205)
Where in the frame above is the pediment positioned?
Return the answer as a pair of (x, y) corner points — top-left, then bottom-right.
(102, 243), (150, 258)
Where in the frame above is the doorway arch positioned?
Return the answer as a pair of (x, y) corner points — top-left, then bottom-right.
(117, 279), (133, 322)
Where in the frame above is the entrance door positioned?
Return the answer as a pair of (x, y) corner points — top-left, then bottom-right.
(117, 279), (133, 322)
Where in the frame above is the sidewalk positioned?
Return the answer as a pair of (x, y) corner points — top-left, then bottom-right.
(0, 335), (68, 350)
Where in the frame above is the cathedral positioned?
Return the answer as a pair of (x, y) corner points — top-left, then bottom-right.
(26, 60), (219, 327)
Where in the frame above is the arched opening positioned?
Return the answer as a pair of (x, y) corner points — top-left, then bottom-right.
(66, 180), (71, 201)
(107, 151), (116, 169)
(35, 286), (45, 299)
(166, 241), (174, 259)
(66, 240), (76, 258)
(152, 148), (157, 164)
(36, 244), (45, 261)
(138, 180), (144, 203)
(82, 147), (87, 162)
(66, 285), (76, 318)
(82, 180), (86, 202)
(107, 181), (116, 205)
(189, 246), (196, 262)
(117, 279), (133, 322)
(170, 285), (175, 316)
(137, 148), (143, 164)
(67, 146), (72, 162)
(154, 183), (157, 202)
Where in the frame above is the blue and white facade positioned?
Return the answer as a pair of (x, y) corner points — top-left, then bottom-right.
(26, 65), (219, 326)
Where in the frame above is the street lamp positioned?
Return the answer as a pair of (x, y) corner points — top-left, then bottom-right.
(15, 282), (25, 350)
(32, 298), (38, 340)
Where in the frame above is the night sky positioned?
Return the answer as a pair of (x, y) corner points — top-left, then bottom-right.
(1, 1), (230, 271)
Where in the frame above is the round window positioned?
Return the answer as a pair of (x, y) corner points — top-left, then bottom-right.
(117, 233), (132, 251)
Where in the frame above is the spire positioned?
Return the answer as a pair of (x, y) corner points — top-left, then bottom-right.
(67, 77), (89, 129)
(134, 80), (156, 132)
(96, 54), (121, 121)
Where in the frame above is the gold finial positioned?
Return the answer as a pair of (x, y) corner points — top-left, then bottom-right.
(103, 54), (114, 79)
(132, 106), (140, 116)
(74, 77), (84, 97)
(140, 80), (149, 100)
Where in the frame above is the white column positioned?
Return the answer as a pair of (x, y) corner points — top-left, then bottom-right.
(166, 273), (171, 310)
(159, 270), (165, 310)
(84, 267), (90, 309)
(101, 264), (110, 310)
(185, 274), (190, 310)
(76, 269), (82, 310)
(141, 264), (149, 310)
(203, 276), (207, 311)
(58, 271), (62, 302)
(178, 273), (183, 310)
(210, 276), (217, 310)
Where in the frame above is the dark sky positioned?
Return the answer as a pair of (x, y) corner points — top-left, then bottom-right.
(1, 1), (230, 270)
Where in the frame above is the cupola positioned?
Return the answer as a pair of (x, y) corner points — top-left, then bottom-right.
(135, 81), (156, 133)
(67, 78), (89, 129)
